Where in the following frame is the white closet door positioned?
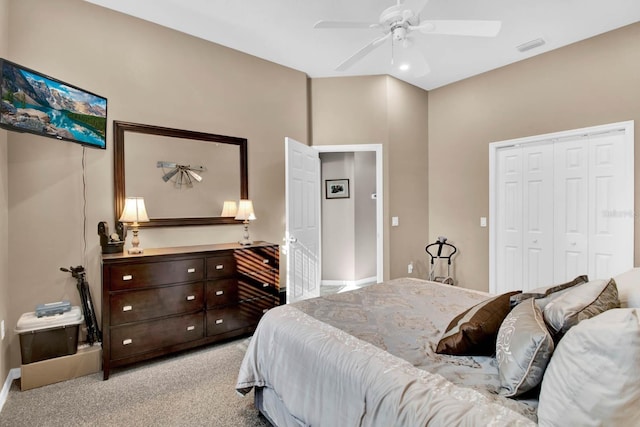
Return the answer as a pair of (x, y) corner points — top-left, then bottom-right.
(496, 147), (523, 294)
(491, 122), (633, 295)
(554, 138), (589, 282)
(587, 132), (634, 279)
(522, 143), (555, 290)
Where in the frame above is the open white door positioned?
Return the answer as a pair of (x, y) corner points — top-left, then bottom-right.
(285, 137), (321, 303)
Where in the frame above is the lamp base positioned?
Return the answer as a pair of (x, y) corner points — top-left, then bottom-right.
(238, 239), (253, 246)
(127, 247), (144, 254)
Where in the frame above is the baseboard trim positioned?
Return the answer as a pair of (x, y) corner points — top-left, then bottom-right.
(321, 276), (377, 287)
(0, 368), (20, 412)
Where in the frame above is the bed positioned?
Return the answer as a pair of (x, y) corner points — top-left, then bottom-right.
(236, 275), (640, 426)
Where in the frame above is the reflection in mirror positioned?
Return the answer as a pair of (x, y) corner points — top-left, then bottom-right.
(114, 121), (248, 227)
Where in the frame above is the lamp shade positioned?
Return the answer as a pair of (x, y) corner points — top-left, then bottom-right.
(119, 197), (150, 224)
(220, 200), (238, 217)
(235, 199), (256, 221)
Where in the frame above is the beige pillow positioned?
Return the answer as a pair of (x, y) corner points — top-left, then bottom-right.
(613, 268), (640, 308)
(496, 298), (554, 397)
(538, 309), (640, 426)
(543, 278), (620, 335)
(436, 291), (521, 356)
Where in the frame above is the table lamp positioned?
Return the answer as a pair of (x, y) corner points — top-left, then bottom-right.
(119, 197), (150, 254)
(235, 199), (256, 245)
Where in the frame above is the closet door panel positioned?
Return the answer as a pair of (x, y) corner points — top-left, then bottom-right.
(522, 144), (554, 290)
(496, 147), (523, 294)
(554, 140), (589, 282)
(588, 133), (634, 279)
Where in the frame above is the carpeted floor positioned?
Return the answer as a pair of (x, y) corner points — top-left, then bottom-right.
(0, 338), (270, 427)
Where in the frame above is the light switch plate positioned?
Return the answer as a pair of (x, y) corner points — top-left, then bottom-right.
(392, 217), (399, 226)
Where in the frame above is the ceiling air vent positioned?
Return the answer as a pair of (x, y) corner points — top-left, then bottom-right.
(516, 38), (546, 53)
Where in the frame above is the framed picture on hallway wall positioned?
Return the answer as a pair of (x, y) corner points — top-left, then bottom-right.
(325, 179), (350, 199)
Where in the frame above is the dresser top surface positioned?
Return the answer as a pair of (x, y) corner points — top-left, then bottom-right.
(102, 241), (277, 262)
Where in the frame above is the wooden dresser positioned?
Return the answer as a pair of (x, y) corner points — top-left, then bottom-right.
(101, 241), (279, 379)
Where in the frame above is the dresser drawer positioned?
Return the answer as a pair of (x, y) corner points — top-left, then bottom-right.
(206, 298), (276, 337)
(110, 283), (204, 326)
(110, 312), (204, 360)
(238, 270), (278, 297)
(206, 255), (236, 279)
(109, 258), (204, 290)
(235, 246), (278, 274)
(206, 279), (238, 308)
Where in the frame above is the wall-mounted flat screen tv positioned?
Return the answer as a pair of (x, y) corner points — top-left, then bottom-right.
(0, 58), (107, 149)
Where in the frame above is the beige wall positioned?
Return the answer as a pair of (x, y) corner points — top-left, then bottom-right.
(5, 0), (307, 368)
(310, 76), (430, 280)
(0, 0), (9, 385)
(428, 23), (640, 292)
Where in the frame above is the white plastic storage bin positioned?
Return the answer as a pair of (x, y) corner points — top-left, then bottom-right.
(15, 306), (84, 364)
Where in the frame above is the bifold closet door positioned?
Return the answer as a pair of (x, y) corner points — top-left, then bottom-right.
(496, 144), (554, 293)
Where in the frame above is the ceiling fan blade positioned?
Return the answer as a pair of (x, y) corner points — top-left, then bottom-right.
(413, 20), (502, 37)
(336, 33), (392, 72)
(314, 20), (380, 30)
(186, 169), (203, 182)
(157, 161), (177, 168)
(404, 0), (430, 17)
(162, 168), (179, 182)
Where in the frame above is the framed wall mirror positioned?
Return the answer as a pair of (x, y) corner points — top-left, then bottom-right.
(114, 121), (248, 227)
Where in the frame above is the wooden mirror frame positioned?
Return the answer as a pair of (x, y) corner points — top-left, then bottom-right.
(114, 121), (248, 227)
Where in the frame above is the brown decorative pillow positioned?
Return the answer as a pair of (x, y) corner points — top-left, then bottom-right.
(510, 275), (589, 308)
(543, 278), (620, 336)
(436, 291), (521, 356)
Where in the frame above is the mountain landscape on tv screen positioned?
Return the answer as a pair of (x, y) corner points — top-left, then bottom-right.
(0, 61), (107, 148)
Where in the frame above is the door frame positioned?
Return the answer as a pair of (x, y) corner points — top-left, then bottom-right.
(313, 144), (384, 284)
(489, 120), (634, 294)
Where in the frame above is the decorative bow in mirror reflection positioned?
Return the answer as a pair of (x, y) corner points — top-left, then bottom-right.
(157, 161), (206, 188)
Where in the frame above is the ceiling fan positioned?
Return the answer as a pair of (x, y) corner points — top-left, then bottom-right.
(314, 0), (501, 77)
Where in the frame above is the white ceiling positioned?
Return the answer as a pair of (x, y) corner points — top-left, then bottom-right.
(84, 0), (640, 91)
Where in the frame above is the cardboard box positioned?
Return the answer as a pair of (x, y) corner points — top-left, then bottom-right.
(21, 344), (102, 391)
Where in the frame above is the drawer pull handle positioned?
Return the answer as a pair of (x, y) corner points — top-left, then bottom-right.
(186, 295), (196, 301)
(123, 338), (133, 345)
(216, 264), (224, 270)
(262, 283), (269, 288)
(215, 290), (224, 296)
(215, 319), (223, 324)
(122, 305), (133, 312)
(122, 274), (133, 281)
(262, 259), (270, 264)
(187, 268), (196, 273)
(186, 325), (195, 331)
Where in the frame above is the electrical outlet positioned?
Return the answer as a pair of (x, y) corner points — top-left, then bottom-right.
(408, 262), (413, 274)
(1, 320), (5, 341)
